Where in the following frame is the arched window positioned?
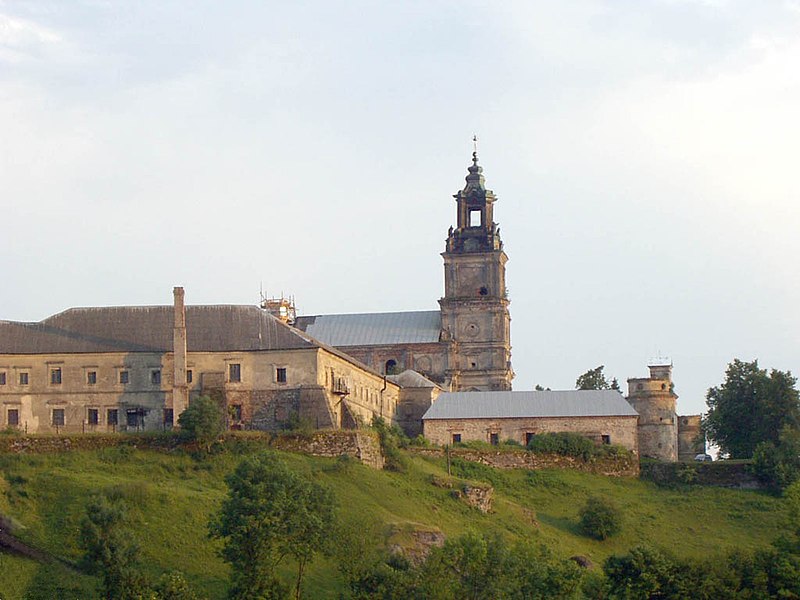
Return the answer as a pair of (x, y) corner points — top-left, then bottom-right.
(385, 359), (398, 375)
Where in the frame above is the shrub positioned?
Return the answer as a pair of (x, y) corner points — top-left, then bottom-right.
(372, 416), (408, 472)
(177, 396), (225, 453)
(527, 432), (596, 460)
(579, 496), (622, 540)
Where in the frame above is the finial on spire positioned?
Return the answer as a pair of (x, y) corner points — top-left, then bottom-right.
(472, 134), (479, 163)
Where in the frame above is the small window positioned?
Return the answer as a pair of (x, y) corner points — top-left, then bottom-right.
(87, 371), (97, 385)
(0, 372), (6, 385)
(52, 408), (65, 427)
(107, 409), (119, 426)
(50, 368), (62, 385)
(163, 409), (174, 427)
(525, 432), (535, 445)
(126, 409), (142, 428)
(479, 286), (488, 296)
(470, 361), (477, 369)
(119, 370), (129, 384)
(469, 208), (482, 227)
(489, 432), (499, 446)
(276, 367), (287, 383)
(231, 404), (243, 422)
(452, 433), (462, 444)
(19, 372), (29, 385)
(601, 434), (611, 445)
(151, 370), (161, 385)
(87, 408), (99, 425)
(385, 359), (398, 375)
(229, 363), (241, 383)
(186, 370), (193, 384)
(7, 409), (19, 427)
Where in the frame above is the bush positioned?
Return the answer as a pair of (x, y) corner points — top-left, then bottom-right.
(527, 432), (596, 460)
(372, 416), (408, 472)
(579, 496), (622, 540)
(177, 396), (225, 453)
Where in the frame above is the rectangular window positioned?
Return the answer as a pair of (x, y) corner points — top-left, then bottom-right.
(276, 367), (287, 383)
(601, 434), (611, 445)
(7, 409), (19, 427)
(525, 432), (535, 445)
(50, 368), (62, 385)
(452, 433), (462, 444)
(119, 370), (129, 384)
(229, 363), (241, 383)
(163, 409), (174, 427)
(107, 409), (119, 426)
(231, 404), (243, 422)
(19, 372), (29, 385)
(126, 409), (141, 428)
(52, 408), (65, 427)
(87, 408), (99, 425)
(469, 209), (482, 227)
(0, 372), (6, 385)
(151, 370), (161, 385)
(490, 432), (499, 446)
(87, 371), (97, 385)
(186, 370), (193, 384)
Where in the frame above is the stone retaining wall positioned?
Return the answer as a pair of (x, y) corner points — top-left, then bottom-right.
(409, 446), (639, 477)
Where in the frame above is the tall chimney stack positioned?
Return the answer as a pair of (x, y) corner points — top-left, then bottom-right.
(172, 286), (189, 422)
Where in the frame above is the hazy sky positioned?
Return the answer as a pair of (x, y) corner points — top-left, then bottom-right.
(1, 0), (798, 416)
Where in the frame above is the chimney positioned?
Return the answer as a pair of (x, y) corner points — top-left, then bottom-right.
(172, 286), (189, 421)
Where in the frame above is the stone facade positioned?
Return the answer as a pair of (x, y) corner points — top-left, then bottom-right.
(423, 415), (638, 453)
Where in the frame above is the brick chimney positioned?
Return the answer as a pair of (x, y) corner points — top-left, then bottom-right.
(172, 286), (189, 421)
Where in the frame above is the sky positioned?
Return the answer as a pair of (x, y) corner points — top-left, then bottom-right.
(1, 0), (798, 416)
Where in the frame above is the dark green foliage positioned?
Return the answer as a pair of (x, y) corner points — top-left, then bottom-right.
(527, 432), (597, 460)
(576, 366), (616, 391)
(155, 571), (203, 600)
(579, 496), (622, 540)
(277, 412), (315, 436)
(178, 395), (225, 453)
(704, 359), (800, 458)
(79, 494), (150, 600)
(209, 451), (335, 600)
(752, 427), (800, 491)
(372, 416), (409, 472)
(343, 531), (582, 599)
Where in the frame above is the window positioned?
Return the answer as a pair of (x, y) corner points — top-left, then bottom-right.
(87, 408), (99, 425)
(52, 409), (65, 427)
(50, 368), (62, 385)
(119, 370), (129, 384)
(126, 408), (142, 428)
(87, 371), (97, 385)
(479, 286), (488, 296)
(7, 409), (19, 427)
(0, 372), (6, 385)
(151, 370), (161, 385)
(525, 432), (535, 445)
(163, 409), (174, 427)
(469, 208), (482, 227)
(19, 372), (29, 385)
(385, 359), (398, 375)
(601, 435), (611, 445)
(489, 432), (499, 446)
(229, 363), (241, 383)
(230, 404), (243, 422)
(186, 369), (193, 384)
(107, 409), (119, 426)
(452, 433), (462, 444)
(276, 367), (287, 383)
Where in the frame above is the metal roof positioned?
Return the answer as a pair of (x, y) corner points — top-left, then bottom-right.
(422, 390), (638, 420)
(295, 310), (441, 347)
(387, 369), (442, 389)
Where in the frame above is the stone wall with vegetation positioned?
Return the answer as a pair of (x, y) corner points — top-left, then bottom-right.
(640, 460), (761, 488)
(409, 446), (639, 477)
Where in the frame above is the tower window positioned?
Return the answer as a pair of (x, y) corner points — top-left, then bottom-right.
(469, 209), (482, 227)
(385, 359), (398, 375)
(479, 286), (488, 296)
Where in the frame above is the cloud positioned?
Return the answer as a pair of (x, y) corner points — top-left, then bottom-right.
(0, 12), (61, 62)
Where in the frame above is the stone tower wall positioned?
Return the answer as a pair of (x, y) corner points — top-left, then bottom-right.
(627, 377), (678, 461)
(677, 414), (704, 460)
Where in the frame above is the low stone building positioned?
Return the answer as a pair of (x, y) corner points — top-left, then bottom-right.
(0, 288), (400, 434)
(388, 369), (443, 438)
(422, 390), (639, 454)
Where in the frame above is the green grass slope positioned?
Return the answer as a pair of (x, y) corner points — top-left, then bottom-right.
(0, 445), (788, 599)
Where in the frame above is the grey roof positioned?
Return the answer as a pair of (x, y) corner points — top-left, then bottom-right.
(295, 310), (441, 347)
(423, 390), (638, 420)
(0, 305), (315, 354)
(388, 369), (442, 389)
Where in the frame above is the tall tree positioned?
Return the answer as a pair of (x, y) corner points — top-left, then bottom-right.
(704, 359), (800, 458)
(576, 366), (619, 391)
(209, 452), (335, 600)
(178, 395), (225, 453)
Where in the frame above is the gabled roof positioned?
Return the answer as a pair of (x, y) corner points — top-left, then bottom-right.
(422, 390), (638, 420)
(388, 369), (442, 389)
(0, 305), (315, 354)
(295, 310), (441, 347)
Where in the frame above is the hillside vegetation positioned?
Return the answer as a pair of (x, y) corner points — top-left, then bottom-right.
(0, 440), (789, 599)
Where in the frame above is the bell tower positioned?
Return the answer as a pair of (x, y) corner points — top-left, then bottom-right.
(439, 147), (513, 391)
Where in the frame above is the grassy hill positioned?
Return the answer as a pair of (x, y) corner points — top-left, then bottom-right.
(0, 441), (788, 599)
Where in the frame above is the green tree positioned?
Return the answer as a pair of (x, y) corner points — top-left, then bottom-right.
(576, 366), (618, 391)
(752, 426), (800, 491)
(579, 496), (622, 540)
(178, 395), (225, 453)
(209, 452), (335, 600)
(79, 495), (149, 600)
(704, 359), (800, 458)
